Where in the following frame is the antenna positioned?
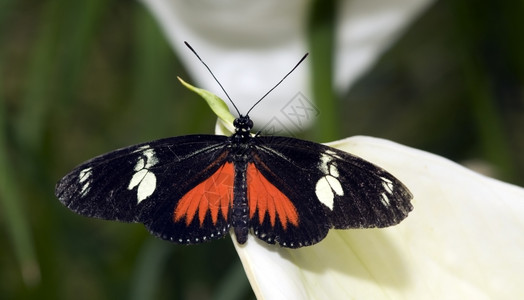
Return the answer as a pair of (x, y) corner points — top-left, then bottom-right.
(185, 41), (308, 117)
(184, 41), (241, 116)
(245, 53), (308, 116)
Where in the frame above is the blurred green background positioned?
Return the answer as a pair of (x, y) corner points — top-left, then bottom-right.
(0, 0), (522, 299)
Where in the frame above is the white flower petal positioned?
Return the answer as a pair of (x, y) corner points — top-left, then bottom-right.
(233, 136), (524, 299)
(335, 0), (435, 91)
(140, 0), (311, 127)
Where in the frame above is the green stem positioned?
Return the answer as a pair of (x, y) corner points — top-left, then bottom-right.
(308, 0), (339, 142)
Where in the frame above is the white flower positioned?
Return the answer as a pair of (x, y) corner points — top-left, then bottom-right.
(230, 134), (524, 299)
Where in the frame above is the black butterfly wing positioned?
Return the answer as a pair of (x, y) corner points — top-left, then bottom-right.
(248, 136), (413, 248)
(56, 135), (234, 244)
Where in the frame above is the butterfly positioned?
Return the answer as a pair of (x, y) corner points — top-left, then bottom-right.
(55, 43), (413, 248)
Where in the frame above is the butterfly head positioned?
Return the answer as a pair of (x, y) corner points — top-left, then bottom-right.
(233, 115), (253, 138)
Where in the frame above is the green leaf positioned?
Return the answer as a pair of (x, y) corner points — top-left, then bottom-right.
(178, 77), (235, 125)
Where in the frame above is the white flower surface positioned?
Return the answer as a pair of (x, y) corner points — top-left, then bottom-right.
(231, 135), (524, 299)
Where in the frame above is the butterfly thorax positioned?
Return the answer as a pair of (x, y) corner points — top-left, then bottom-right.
(229, 115), (255, 156)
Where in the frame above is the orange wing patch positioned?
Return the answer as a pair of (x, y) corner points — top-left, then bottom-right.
(174, 162), (234, 226)
(247, 163), (298, 229)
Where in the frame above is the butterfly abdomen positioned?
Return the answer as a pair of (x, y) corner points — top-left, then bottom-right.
(229, 137), (254, 244)
(232, 160), (249, 244)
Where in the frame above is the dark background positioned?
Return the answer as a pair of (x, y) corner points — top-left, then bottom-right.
(1, 0), (522, 299)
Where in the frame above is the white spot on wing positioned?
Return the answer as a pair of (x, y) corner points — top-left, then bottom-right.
(128, 169), (147, 190)
(315, 151), (344, 210)
(381, 193), (390, 206)
(329, 164), (339, 178)
(315, 175), (344, 210)
(134, 158), (145, 171)
(128, 148), (159, 203)
(381, 176), (394, 194)
(78, 167), (92, 197)
(133, 145), (150, 153)
(327, 176), (343, 196)
(319, 153), (330, 173)
(137, 172), (156, 202)
(316, 177), (335, 209)
(142, 149), (158, 167)
(79, 167), (91, 182)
